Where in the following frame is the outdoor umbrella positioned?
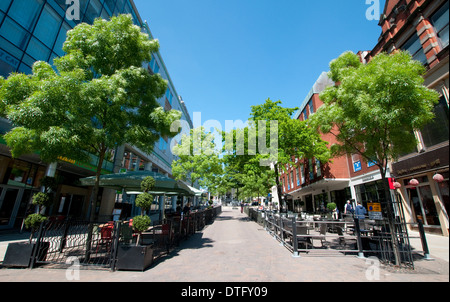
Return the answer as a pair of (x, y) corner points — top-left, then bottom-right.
(79, 170), (195, 196)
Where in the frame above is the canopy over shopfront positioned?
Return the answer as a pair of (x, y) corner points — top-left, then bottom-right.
(186, 184), (204, 197)
(79, 171), (196, 196)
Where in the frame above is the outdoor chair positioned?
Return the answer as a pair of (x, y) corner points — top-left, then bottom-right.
(344, 216), (355, 234)
(336, 226), (357, 250)
(311, 223), (327, 248)
(120, 223), (134, 245)
(95, 223), (114, 253)
(296, 225), (312, 250)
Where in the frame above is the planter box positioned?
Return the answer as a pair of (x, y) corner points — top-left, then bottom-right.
(115, 245), (153, 271)
(2, 242), (49, 268)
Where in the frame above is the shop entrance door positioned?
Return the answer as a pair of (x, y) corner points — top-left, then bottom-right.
(0, 186), (24, 229)
(407, 185), (440, 226)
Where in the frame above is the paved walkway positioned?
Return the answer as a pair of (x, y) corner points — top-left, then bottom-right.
(0, 207), (448, 282)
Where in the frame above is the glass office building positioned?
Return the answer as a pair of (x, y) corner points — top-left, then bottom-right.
(0, 0), (142, 77)
(0, 0), (194, 228)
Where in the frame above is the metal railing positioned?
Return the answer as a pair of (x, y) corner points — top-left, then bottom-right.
(29, 206), (222, 271)
(247, 208), (432, 269)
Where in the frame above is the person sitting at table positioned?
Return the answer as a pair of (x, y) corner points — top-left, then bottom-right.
(183, 202), (191, 215)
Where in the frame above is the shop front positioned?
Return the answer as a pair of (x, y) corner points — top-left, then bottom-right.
(287, 178), (350, 215)
(0, 154), (46, 230)
(391, 145), (449, 236)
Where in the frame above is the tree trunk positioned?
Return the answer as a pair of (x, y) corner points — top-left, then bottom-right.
(89, 149), (106, 222)
(85, 149), (106, 262)
(274, 164), (283, 213)
(379, 168), (401, 266)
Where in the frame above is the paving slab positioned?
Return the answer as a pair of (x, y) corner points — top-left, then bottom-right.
(0, 207), (448, 283)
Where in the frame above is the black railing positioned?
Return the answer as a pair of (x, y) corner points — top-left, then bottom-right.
(250, 209), (419, 268)
(29, 206), (222, 271)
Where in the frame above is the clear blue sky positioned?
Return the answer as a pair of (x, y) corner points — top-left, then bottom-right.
(133, 0), (386, 127)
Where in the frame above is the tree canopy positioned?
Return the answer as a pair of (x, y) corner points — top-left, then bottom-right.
(310, 51), (440, 176)
(0, 14), (181, 220)
(172, 127), (223, 189)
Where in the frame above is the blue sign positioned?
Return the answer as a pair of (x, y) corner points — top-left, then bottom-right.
(367, 160), (377, 167)
(353, 161), (362, 172)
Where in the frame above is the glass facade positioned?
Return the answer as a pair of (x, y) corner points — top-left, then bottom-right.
(0, 0), (142, 78)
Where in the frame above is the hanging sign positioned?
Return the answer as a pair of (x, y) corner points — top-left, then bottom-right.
(368, 202), (383, 220)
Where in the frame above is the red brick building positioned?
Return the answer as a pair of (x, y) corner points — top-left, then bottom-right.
(365, 0), (449, 236)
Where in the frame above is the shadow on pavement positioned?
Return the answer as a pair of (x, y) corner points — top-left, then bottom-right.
(150, 232), (215, 270)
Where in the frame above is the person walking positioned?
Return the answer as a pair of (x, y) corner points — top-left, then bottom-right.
(355, 202), (367, 220)
(344, 200), (353, 216)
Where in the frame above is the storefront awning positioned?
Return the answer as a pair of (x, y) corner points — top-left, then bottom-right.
(186, 185), (204, 197)
(287, 178), (350, 199)
(79, 171), (195, 196)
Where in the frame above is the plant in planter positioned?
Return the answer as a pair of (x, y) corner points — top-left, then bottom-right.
(132, 176), (155, 244)
(327, 202), (338, 220)
(3, 187), (53, 268)
(326, 202), (337, 212)
(116, 176), (155, 271)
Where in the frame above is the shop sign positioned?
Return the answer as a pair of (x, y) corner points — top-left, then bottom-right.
(353, 161), (362, 172)
(368, 202), (383, 220)
(392, 145), (449, 177)
(0, 49), (19, 69)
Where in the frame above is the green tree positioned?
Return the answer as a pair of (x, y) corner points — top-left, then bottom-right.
(0, 15), (181, 221)
(133, 176), (155, 245)
(172, 127), (223, 189)
(310, 50), (440, 264)
(249, 99), (331, 208)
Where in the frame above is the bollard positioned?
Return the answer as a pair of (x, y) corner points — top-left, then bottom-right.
(418, 219), (433, 261)
(292, 216), (300, 258)
(279, 217), (284, 246)
(354, 218), (365, 259)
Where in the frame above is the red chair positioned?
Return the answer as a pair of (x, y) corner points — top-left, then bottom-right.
(96, 223), (114, 253)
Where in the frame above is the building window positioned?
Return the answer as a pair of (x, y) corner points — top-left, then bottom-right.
(165, 88), (173, 105)
(431, 2), (449, 49)
(355, 180), (386, 207)
(8, 0), (44, 31)
(33, 4), (62, 49)
(53, 21), (71, 57)
(300, 164), (305, 184)
(84, 0), (103, 24)
(308, 99), (314, 114)
(420, 96), (449, 147)
(407, 185), (440, 226)
(401, 33), (427, 65)
(159, 137), (168, 151)
(296, 166), (300, 186)
(0, 0), (12, 13)
(316, 159), (321, 177)
(352, 154), (362, 172)
(0, 16), (31, 51)
(149, 55), (160, 73)
(287, 173), (290, 190)
(26, 37), (51, 62)
(303, 108), (308, 120)
(309, 159), (314, 180)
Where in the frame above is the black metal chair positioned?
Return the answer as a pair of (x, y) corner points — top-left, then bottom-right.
(296, 226), (312, 249)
